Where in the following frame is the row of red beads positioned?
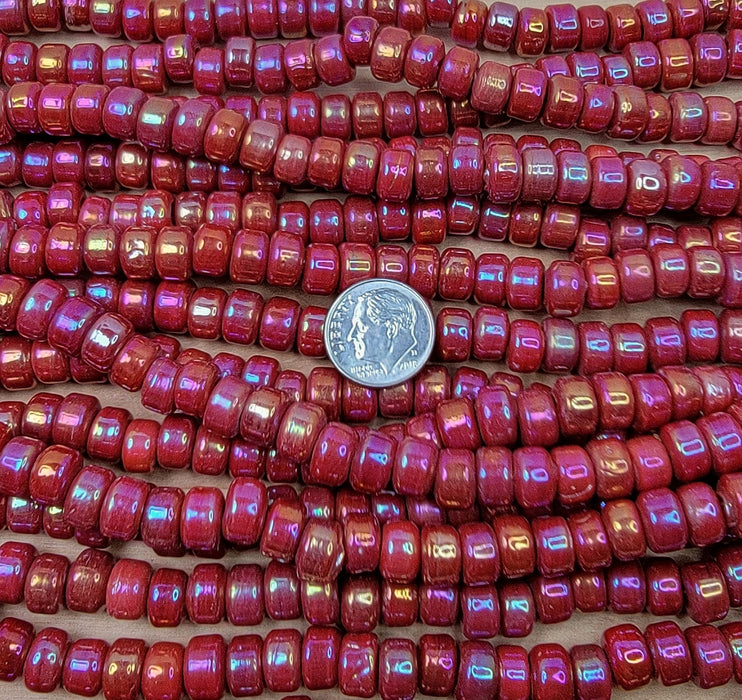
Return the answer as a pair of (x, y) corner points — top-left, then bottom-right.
(2, 538), (741, 633)
(3, 615), (742, 697)
(1, 350), (736, 439)
(3, 181), (741, 261)
(1, 465), (738, 589)
(5, 283), (742, 421)
(240, 123), (742, 211)
(5, 368), (741, 484)
(12, 222), (742, 317)
(2, 375), (741, 501)
(0, 0), (733, 52)
(5, 84), (742, 192)
(7, 425), (742, 576)
(9, 273), (742, 370)
(5, 130), (742, 208)
(0, 25), (738, 97)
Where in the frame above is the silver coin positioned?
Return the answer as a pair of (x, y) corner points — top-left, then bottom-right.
(324, 279), (435, 388)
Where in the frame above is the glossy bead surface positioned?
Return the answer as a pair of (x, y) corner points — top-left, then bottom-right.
(99, 637), (146, 700)
(106, 558), (152, 621)
(677, 481), (726, 547)
(378, 638), (417, 700)
(530, 643), (574, 700)
(24, 552), (68, 615)
(141, 641), (183, 700)
(339, 633), (378, 698)
(28, 443), (82, 507)
(60, 637), (107, 697)
(682, 562), (730, 624)
(603, 623), (653, 690)
(147, 567), (187, 628)
(685, 624), (734, 689)
(646, 620), (692, 687)
(181, 487), (224, 556)
(23, 626), (68, 693)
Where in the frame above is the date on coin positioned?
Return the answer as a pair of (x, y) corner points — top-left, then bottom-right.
(324, 279), (435, 388)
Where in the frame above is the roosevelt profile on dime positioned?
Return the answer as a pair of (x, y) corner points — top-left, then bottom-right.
(324, 279), (435, 388)
(347, 288), (419, 374)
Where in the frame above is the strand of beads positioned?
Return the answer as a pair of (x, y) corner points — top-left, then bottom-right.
(2, 382), (742, 505)
(5, 420), (742, 578)
(0, 0), (734, 52)
(2, 614), (742, 697)
(8, 274), (742, 377)
(9, 221), (742, 319)
(0, 25), (738, 97)
(2, 539), (742, 636)
(2, 73), (742, 158)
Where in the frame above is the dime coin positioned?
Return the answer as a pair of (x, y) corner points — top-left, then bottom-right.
(324, 279), (435, 388)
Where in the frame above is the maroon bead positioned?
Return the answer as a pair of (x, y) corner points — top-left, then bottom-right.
(646, 620), (692, 687)
(528, 644), (574, 700)
(99, 637), (147, 700)
(222, 564), (263, 627)
(603, 623), (653, 691)
(685, 624), (734, 689)
(0, 541), (37, 605)
(682, 561), (730, 624)
(297, 625), (339, 691)
(677, 481), (726, 547)
(145, 567), (187, 628)
(27, 443), (81, 507)
(23, 626), (68, 693)
(260, 560), (300, 622)
(141, 641), (184, 700)
(182, 634), (226, 700)
(61, 637), (108, 697)
(24, 551), (69, 615)
(224, 634), (263, 697)
(295, 516), (344, 583)
(636, 487), (688, 553)
(105, 558), (152, 621)
(186, 563), (227, 624)
(566, 509), (610, 573)
(180, 486), (224, 556)
(260, 496), (305, 563)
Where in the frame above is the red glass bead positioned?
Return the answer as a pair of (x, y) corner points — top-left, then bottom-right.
(339, 633), (378, 698)
(220, 477), (267, 548)
(380, 520), (421, 585)
(330, 546), (371, 606)
(685, 624), (734, 689)
(61, 637), (108, 698)
(147, 567), (187, 627)
(681, 561), (730, 625)
(0, 541), (37, 605)
(186, 563), (227, 624)
(99, 637), (146, 700)
(180, 486), (224, 556)
(141, 642), (184, 700)
(677, 481), (726, 546)
(27, 445), (80, 513)
(23, 626), (68, 693)
(295, 517), (344, 583)
(392, 436), (437, 498)
(603, 623), (653, 690)
(646, 620), (692, 687)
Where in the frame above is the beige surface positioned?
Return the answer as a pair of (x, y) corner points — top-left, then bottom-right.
(3, 1), (742, 697)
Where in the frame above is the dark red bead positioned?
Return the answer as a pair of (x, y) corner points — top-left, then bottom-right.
(23, 626), (68, 693)
(603, 623), (653, 690)
(685, 624), (734, 689)
(646, 620), (692, 687)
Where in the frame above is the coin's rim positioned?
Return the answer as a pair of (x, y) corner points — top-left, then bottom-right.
(323, 279), (436, 389)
